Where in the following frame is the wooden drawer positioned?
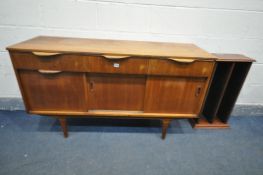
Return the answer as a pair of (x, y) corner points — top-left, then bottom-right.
(148, 58), (215, 77)
(87, 55), (149, 74)
(10, 52), (87, 72)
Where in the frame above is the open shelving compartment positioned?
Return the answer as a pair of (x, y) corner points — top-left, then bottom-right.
(190, 53), (255, 128)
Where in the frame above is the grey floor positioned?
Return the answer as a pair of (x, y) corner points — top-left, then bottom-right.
(0, 111), (263, 175)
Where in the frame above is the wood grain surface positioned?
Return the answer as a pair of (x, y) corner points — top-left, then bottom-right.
(7, 36), (217, 59)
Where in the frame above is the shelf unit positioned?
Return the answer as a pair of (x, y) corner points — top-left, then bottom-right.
(191, 53), (255, 128)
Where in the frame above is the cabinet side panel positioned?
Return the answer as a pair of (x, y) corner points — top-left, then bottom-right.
(8, 51), (31, 112)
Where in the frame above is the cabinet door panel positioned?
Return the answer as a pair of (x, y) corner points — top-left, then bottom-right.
(19, 70), (86, 111)
(88, 74), (146, 111)
(144, 76), (207, 114)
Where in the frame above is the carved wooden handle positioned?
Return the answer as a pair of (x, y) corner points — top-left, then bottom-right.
(38, 69), (62, 74)
(168, 58), (196, 63)
(102, 55), (130, 59)
(32, 52), (61, 56)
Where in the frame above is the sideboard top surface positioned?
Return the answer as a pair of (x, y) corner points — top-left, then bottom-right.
(7, 36), (217, 60)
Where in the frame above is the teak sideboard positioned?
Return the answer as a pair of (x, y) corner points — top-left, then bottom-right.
(7, 36), (253, 139)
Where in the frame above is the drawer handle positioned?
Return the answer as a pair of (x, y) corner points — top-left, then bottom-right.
(168, 58), (196, 63)
(38, 69), (62, 74)
(102, 55), (130, 59)
(32, 52), (61, 56)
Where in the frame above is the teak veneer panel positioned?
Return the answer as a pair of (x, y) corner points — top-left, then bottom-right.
(7, 36), (216, 59)
(11, 52), (88, 72)
(144, 76), (209, 114)
(88, 74), (146, 111)
(19, 70), (86, 111)
(148, 59), (214, 77)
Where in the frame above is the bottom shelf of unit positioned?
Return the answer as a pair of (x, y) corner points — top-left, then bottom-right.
(189, 116), (230, 129)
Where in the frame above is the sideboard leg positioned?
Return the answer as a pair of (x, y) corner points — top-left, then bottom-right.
(59, 118), (68, 138)
(162, 119), (172, 140)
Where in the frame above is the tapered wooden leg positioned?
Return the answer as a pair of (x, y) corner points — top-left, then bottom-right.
(162, 119), (172, 140)
(59, 118), (68, 138)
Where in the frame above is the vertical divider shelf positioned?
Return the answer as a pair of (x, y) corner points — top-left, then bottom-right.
(217, 62), (252, 123)
(202, 62), (235, 123)
(190, 53), (255, 128)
